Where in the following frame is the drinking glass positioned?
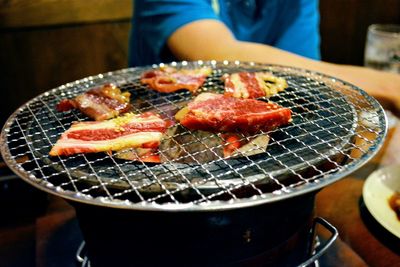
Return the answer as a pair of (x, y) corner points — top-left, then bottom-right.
(364, 24), (400, 73)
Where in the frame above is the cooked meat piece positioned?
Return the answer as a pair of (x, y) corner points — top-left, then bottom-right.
(112, 123), (270, 164)
(114, 147), (161, 163)
(159, 126), (269, 164)
(159, 125), (224, 164)
(223, 72), (287, 99)
(230, 134), (270, 157)
(56, 84), (132, 121)
(222, 134), (243, 158)
(49, 112), (171, 156)
(175, 93), (292, 134)
(140, 66), (212, 94)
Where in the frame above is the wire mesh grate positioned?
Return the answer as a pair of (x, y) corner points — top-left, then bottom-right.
(0, 61), (386, 210)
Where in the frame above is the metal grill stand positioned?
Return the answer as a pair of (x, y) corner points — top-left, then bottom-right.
(72, 193), (325, 267)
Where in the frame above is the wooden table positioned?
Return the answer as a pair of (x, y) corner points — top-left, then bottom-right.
(315, 112), (400, 267)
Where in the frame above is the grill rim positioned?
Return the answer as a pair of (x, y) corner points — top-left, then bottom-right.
(0, 61), (388, 211)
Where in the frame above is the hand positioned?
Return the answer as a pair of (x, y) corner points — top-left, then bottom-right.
(331, 64), (400, 114)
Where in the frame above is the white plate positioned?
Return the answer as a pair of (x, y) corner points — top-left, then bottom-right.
(363, 165), (400, 238)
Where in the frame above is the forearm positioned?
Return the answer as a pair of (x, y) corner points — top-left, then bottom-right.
(229, 43), (400, 111)
(168, 20), (400, 111)
(168, 20), (345, 81)
(169, 26), (318, 69)
(208, 39), (334, 73)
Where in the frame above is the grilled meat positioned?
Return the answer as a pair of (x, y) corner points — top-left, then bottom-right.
(159, 125), (224, 164)
(56, 83), (132, 121)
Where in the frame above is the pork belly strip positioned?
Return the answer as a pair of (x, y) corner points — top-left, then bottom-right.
(140, 66), (212, 93)
(49, 112), (170, 156)
(223, 72), (288, 99)
(56, 84), (132, 121)
(176, 93), (292, 134)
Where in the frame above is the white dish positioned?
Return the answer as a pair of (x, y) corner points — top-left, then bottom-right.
(363, 165), (400, 238)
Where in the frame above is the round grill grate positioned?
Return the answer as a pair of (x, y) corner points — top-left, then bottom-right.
(0, 61), (387, 210)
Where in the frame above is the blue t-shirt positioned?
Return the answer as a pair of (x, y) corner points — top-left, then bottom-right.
(129, 0), (320, 67)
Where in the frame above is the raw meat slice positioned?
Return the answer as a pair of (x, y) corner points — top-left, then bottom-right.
(140, 66), (212, 93)
(49, 112), (171, 156)
(56, 84), (132, 121)
(223, 72), (287, 99)
(175, 93), (291, 134)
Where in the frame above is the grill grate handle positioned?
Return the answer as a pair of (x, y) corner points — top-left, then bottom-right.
(299, 217), (338, 267)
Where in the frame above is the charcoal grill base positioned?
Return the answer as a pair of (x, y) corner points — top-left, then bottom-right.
(72, 192), (316, 267)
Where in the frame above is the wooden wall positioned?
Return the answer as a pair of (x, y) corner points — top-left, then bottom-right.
(1, 0), (399, 127)
(0, 0), (132, 126)
(319, 0), (400, 65)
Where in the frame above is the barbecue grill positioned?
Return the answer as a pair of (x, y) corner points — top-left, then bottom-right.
(1, 61), (387, 266)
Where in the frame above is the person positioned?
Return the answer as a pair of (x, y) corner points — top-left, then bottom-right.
(129, 0), (400, 112)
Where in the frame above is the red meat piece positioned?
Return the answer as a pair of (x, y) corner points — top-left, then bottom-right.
(141, 66), (212, 94)
(49, 112), (171, 156)
(176, 93), (291, 134)
(223, 72), (288, 99)
(56, 84), (132, 121)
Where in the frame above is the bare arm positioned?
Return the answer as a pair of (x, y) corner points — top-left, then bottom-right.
(168, 20), (400, 112)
